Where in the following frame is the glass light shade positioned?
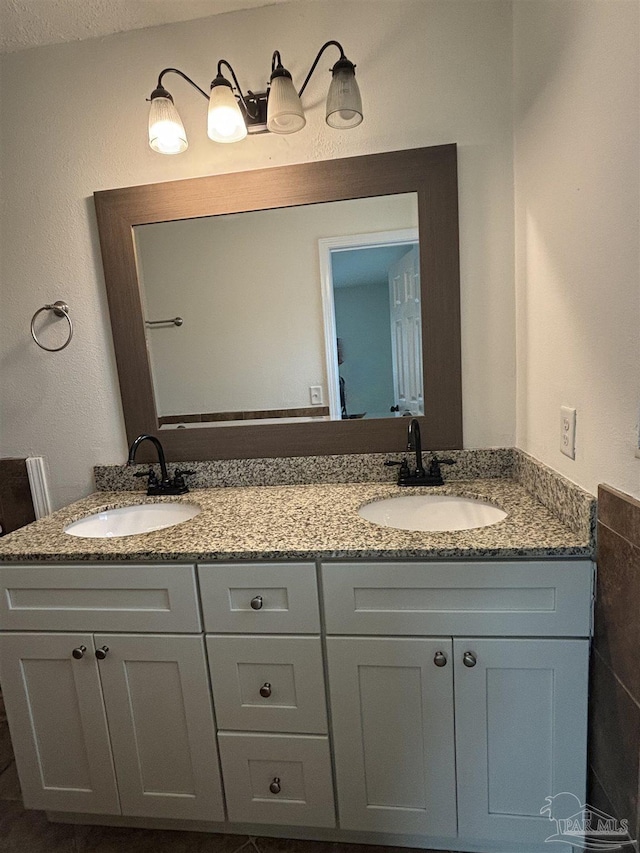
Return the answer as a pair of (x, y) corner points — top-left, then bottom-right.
(207, 84), (247, 143)
(148, 96), (188, 154)
(267, 75), (306, 134)
(326, 65), (363, 129)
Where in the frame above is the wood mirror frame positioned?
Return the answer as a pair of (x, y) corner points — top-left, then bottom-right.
(94, 144), (462, 462)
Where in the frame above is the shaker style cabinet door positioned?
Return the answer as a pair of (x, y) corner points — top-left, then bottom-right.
(94, 633), (225, 822)
(0, 633), (120, 815)
(454, 638), (589, 847)
(326, 637), (456, 837)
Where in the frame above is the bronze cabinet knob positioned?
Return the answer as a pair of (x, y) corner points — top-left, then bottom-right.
(433, 651), (447, 667)
(259, 682), (272, 698)
(269, 777), (281, 794)
(95, 646), (109, 660)
(71, 645), (86, 660)
(463, 651), (477, 668)
(250, 595), (263, 610)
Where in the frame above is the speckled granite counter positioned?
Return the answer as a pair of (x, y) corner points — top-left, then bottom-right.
(0, 479), (592, 563)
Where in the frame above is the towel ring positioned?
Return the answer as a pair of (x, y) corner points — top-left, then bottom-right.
(30, 301), (73, 352)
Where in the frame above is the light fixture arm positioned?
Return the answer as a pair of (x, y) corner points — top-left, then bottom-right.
(216, 59), (256, 118)
(298, 40), (346, 98)
(154, 67), (209, 101)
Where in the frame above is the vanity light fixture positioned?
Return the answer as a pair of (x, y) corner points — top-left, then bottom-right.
(147, 40), (362, 154)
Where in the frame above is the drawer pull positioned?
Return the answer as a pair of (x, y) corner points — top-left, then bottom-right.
(71, 645), (87, 659)
(95, 646), (109, 660)
(250, 595), (264, 610)
(433, 651), (447, 667)
(259, 682), (272, 698)
(269, 777), (281, 794)
(463, 651), (477, 668)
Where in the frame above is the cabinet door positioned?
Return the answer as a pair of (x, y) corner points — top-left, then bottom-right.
(326, 637), (456, 836)
(95, 633), (224, 821)
(455, 638), (589, 847)
(0, 633), (119, 814)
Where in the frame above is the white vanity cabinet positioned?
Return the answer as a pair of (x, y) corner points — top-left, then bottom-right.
(0, 557), (593, 853)
(0, 564), (225, 822)
(322, 561), (592, 851)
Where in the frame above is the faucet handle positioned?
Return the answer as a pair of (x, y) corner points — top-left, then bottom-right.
(428, 456), (456, 478)
(133, 468), (158, 486)
(172, 468), (195, 491)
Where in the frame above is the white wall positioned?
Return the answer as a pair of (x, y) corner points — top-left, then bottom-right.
(0, 0), (515, 508)
(514, 0), (640, 498)
(136, 194), (416, 416)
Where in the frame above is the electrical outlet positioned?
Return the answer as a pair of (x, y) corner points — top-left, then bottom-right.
(310, 385), (323, 406)
(560, 406), (576, 459)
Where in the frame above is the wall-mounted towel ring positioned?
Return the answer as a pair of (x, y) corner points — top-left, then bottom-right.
(30, 301), (73, 352)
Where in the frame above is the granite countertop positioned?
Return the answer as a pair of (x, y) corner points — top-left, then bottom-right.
(0, 479), (592, 563)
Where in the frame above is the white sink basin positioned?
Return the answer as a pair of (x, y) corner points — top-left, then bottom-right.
(64, 502), (201, 539)
(358, 494), (507, 532)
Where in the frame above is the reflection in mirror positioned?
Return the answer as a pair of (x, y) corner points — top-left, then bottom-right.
(133, 193), (418, 429)
(320, 231), (421, 422)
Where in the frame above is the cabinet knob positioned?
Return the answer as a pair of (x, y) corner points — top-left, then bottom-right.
(71, 645), (87, 659)
(269, 777), (281, 794)
(463, 651), (477, 668)
(433, 651), (447, 667)
(259, 682), (272, 698)
(250, 595), (263, 610)
(95, 646), (109, 660)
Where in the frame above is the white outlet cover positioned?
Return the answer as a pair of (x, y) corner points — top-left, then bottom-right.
(560, 406), (577, 460)
(310, 385), (323, 406)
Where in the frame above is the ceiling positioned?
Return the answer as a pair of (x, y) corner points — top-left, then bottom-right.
(0, 0), (291, 53)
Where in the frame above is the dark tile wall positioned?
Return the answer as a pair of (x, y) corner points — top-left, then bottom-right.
(0, 458), (35, 535)
(590, 484), (640, 843)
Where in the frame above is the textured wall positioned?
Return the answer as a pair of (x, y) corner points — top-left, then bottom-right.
(0, 0), (515, 508)
(514, 1), (640, 499)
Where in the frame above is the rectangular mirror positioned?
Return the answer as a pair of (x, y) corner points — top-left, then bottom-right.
(135, 193), (420, 427)
(94, 145), (461, 461)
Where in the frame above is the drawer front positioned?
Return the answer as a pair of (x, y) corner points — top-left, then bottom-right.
(207, 635), (327, 734)
(322, 561), (593, 637)
(199, 563), (319, 633)
(218, 732), (335, 827)
(0, 565), (200, 632)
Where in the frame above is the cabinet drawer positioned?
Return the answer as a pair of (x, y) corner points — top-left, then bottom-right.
(199, 563), (319, 633)
(207, 635), (327, 734)
(218, 732), (335, 827)
(0, 565), (200, 632)
(322, 561), (593, 637)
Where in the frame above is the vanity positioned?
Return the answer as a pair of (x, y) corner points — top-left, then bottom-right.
(0, 470), (594, 853)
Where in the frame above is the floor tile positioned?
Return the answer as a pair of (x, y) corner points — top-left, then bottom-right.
(0, 722), (15, 776)
(0, 761), (22, 801)
(0, 799), (76, 852)
(75, 822), (250, 853)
